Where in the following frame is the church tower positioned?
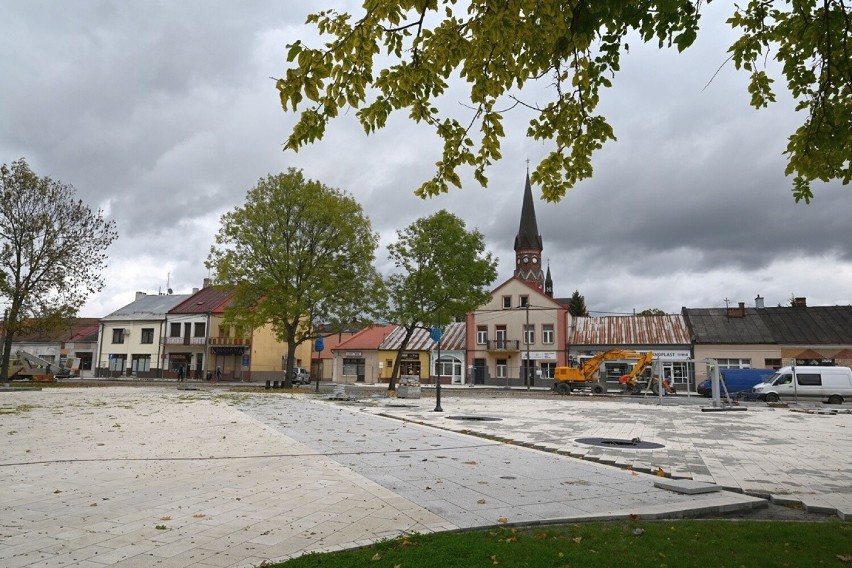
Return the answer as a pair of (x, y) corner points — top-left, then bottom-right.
(514, 171), (546, 291)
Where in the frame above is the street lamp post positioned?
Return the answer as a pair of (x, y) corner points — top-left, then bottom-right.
(314, 336), (324, 393)
(431, 325), (443, 412)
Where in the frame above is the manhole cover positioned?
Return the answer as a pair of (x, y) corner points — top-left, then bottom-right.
(446, 415), (503, 421)
(575, 437), (664, 450)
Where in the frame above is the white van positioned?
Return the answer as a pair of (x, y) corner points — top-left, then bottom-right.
(752, 366), (852, 404)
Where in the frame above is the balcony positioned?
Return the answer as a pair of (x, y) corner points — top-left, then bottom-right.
(163, 336), (206, 345)
(208, 337), (250, 347)
(487, 339), (520, 352)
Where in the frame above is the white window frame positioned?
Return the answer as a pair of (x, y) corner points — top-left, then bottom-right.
(502, 295), (512, 309)
(542, 324), (554, 344)
(716, 358), (752, 369)
(476, 326), (487, 345)
(524, 324), (535, 345)
(496, 360), (508, 378)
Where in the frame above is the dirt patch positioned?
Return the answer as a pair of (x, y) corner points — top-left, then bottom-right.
(707, 501), (838, 522)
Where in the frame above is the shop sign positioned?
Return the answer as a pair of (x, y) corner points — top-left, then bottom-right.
(521, 352), (557, 360)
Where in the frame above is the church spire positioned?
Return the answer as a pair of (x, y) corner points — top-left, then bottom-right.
(513, 170), (545, 289)
(545, 262), (553, 297)
(514, 170), (542, 251)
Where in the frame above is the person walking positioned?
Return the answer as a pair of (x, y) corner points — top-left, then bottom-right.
(215, 366), (221, 382)
(177, 365), (184, 382)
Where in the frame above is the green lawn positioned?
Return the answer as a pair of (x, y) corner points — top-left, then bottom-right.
(274, 520), (851, 567)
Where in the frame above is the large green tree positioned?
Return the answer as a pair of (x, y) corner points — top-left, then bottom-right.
(0, 158), (118, 381)
(567, 290), (589, 317)
(637, 308), (666, 316)
(384, 209), (497, 390)
(206, 168), (385, 388)
(278, 1), (850, 203)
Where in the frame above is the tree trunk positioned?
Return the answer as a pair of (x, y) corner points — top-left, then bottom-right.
(283, 321), (299, 389)
(387, 324), (416, 392)
(0, 303), (20, 383)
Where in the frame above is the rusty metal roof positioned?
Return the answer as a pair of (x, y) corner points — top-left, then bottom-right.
(380, 321), (466, 351)
(567, 315), (690, 346)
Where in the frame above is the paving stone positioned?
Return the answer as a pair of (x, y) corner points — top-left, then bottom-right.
(1, 386), (849, 568)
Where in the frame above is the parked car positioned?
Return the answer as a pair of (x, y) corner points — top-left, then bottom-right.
(289, 367), (311, 385)
(697, 368), (774, 398)
(752, 366), (852, 404)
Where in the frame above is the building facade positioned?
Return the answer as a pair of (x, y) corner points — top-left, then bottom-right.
(566, 314), (693, 390)
(465, 172), (568, 386)
(332, 324), (396, 384)
(96, 293), (190, 378)
(683, 298), (852, 386)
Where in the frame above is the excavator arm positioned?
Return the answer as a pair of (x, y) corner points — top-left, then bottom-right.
(554, 349), (654, 395)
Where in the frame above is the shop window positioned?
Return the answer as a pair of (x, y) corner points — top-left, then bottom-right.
(131, 354), (151, 373)
(108, 354), (126, 372)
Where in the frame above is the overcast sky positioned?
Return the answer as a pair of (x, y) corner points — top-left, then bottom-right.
(2, 1), (849, 318)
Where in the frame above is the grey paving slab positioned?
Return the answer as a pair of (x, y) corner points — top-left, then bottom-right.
(1, 386), (835, 568)
(358, 392), (852, 517)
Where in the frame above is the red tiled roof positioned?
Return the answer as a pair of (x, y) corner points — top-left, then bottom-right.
(314, 331), (359, 360)
(333, 324), (397, 351)
(168, 286), (234, 314)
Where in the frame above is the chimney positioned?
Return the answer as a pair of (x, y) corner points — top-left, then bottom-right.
(755, 295), (765, 309)
(135, 291), (146, 300)
(727, 302), (746, 318)
(793, 297), (807, 308)
(192, 287), (199, 294)
(203, 278), (212, 288)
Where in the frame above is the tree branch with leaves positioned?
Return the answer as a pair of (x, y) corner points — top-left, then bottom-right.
(278, 1), (850, 203)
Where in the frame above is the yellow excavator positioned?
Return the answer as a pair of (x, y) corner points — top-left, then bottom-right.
(552, 349), (654, 395)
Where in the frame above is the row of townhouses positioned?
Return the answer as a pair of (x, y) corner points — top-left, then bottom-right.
(9, 173), (852, 389)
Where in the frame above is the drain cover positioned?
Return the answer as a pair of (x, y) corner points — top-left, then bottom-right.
(446, 415), (502, 421)
(575, 437), (664, 450)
